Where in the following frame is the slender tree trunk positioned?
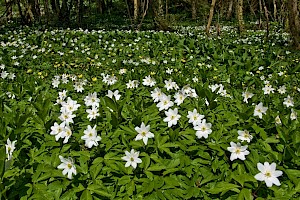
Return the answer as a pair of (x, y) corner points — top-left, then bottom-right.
(125, 0), (133, 26)
(97, 0), (103, 14)
(5, 0), (13, 20)
(158, 0), (163, 17)
(44, 0), (50, 23)
(17, 0), (26, 24)
(206, 0), (217, 35)
(259, 0), (263, 28)
(247, 0), (256, 18)
(78, 0), (83, 26)
(237, 0), (244, 32)
(191, 0), (197, 20)
(273, 0), (277, 21)
(287, 0), (300, 49)
(137, 0), (149, 30)
(26, 0), (35, 24)
(134, 0), (139, 22)
(226, 0), (233, 20)
(262, 0), (269, 38)
(165, 0), (168, 20)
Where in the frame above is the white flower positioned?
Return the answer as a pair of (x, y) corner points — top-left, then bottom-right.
(73, 81), (84, 92)
(63, 126), (73, 143)
(106, 90), (121, 101)
(59, 107), (76, 125)
(135, 122), (154, 145)
(84, 92), (100, 107)
(254, 102), (268, 119)
(156, 94), (174, 111)
(237, 130), (253, 143)
(278, 85), (286, 94)
(126, 80), (139, 89)
(194, 119), (212, 139)
(8, 73), (15, 80)
(163, 108), (181, 127)
(275, 115), (282, 125)
(50, 122), (66, 141)
(52, 78), (60, 88)
(61, 97), (81, 113)
(121, 149), (142, 169)
(187, 109), (205, 126)
(164, 79), (178, 91)
(151, 88), (163, 102)
(5, 138), (17, 160)
(283, 95), (294, 107)
(291, 109), (297, 120)
(86, 106), (100, 121)
(143, 75), (156, 87)
(81, 125), (101, 148)
(166, 68), (173, 74)
(227, 142), (250, 161)
(242, 91), (254, 103)
(192, 77), (198, 83)
(174, 92), (186, 106)
(57, 156), (77, 179)
(1, 71), (8, 79)
(262, 85), (275, 95)
(254, 162), (283, 187)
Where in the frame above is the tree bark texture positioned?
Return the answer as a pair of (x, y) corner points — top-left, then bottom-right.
(134, 0), (139, 22)
(237, 0), (244, 32)
(191, 0), (197, 20)
(206, 0), (217, 35)
(226, 0), (233, 20)
(273, 0), (277, 21)
(287, 0), (300, 49)
(5, 0), (13, 20)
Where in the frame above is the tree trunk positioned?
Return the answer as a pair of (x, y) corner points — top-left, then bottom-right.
(226, 0), (233, 20)
(158, 0), (163, 17)
(97, 0), (103, 14)
(153, 0), (171, 31)
(237, 0), (244, 32)
(191, 0), (197, 20)
(206, 0), (217, 35)
(44, 0), (50, 23)
(259, 0), (263, 28)
(262, 0), (269, 38)
(78, 0), (84, 26)
(5, 0), (13, 21)
(134, 0), (139, 22)
(287, 0), (300, 49)
(16, 0), (26, 24)
(165, 0), (168, 20)
(273, 0), (277, 21)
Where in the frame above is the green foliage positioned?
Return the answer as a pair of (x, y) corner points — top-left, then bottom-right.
(0, 24), (299, 199)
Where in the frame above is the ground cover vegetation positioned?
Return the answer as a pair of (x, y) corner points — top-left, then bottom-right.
(1, 0), (300, 199)
(0, 23), (300, 199)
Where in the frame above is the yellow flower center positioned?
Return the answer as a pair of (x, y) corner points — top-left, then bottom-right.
(235, 148), (241, 154)
(265, 171), (271, 178)
(67, 163), (72, 169)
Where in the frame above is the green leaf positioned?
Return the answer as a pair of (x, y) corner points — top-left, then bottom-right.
(88, 184), (112, 198)
(80, 190), (93, 200)
(205, 182), (240, 194)
(147, 164), (166, 171)
(237, 188), (253, 200)
(0, 146), (5, 178)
